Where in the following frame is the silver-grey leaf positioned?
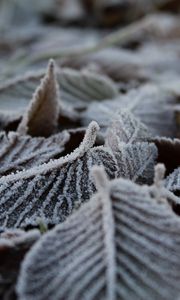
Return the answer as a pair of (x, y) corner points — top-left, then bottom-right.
(105, 110), (151, 146)
(0, 122), (117, 229)
(165, 168), (180, 194)
(17, 166), (180, 300)
(83, 83), (178, 138)
(0, 66), (118, 125)
(0, 130), (70, 176)
(104, 111), (157, 183)
(109, 142), (158, 184)
(17, 59), (60, 137)
(56, 68), (118, 107)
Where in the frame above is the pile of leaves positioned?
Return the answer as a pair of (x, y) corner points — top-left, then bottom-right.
(0, 0), (180, 299)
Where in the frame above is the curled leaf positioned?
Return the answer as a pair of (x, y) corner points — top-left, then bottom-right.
(17, 59), (60, 137)
(0, 122), (117, 229)
(17, 167), (180, 300)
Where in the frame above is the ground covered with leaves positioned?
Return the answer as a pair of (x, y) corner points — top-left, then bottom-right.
(0, 0), (180, 299)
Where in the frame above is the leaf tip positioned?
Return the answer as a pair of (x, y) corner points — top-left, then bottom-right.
(80, 121), (100, 152)
(47, 58), (56, 77)
(92, 165), (109, 192)
(154, 163), (166, 187)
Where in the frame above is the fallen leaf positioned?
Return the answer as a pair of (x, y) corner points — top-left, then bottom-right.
(0, 122), (117, 229)
(17, 166), (180, 300)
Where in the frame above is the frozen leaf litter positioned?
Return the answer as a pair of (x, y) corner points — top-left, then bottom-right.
(0, 1), (180, 299)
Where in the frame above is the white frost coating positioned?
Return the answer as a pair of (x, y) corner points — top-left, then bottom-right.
(93, 166), (116, 300)
(17, 172), (180, 300)
(154, 163), (166, 189)
(165, 167), (180, 193)
(17, 59), (60, 136)
(108, 140), (158, 184)
(84, 83), (177, 138)
(0, 121), (99, 183)
(0, 130), (70, 176)
(105, 110), (150, 147)
(0, 69), (44, 91)
(92, 166), (109, 192)
(0, 229), (40, 247)
(57, 67), (119, 107)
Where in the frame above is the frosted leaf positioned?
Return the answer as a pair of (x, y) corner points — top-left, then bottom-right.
(0, 122), (117, 229)
(104, 111), (157, 184)
(17, 167), (180, 300)
(0, 66), (118, 125)
(165, 168), (180, 194)
(17, 60), (60, 137)
(62, 36), (180, 84)
(109, 142), (157, 184)
(105, 111), (151, 147)
(0, 130), (70, 176)
(0, 228), (40, 300)
(56, 68), (118, 107)
(83, 84), (178, 138)
(62, 48), (147, 83)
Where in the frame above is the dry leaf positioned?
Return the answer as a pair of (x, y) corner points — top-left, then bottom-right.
(17, 166), (180, 300)
(0, 122), (117, 229)
(0, 130), (70, 176)
(105, 111), (151, 145)
(17, 59), (60, 137)
(165, 168), (180, 194)
(0, 65), (118, 131)
(105, 111), (157, 183)
(83, 84), (178, 137)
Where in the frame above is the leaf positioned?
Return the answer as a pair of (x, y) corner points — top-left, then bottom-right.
(165, 168), (180, 194)
(17, 166), (180, 300)
(104, 111), (157, 184)
(17, 59), (60, 137)
(0, 66), (118, 123)
(110, 142), (157, 184)
(165, 168), (180, 216)
(0, 228), (40, 300)
(56, 68), (118, 107)
(0, 130), (70, 176)
(105, 111), (151, 146)
(62, 48), (148, 83)
(0, 122), (117, 229)
(83, 84), (178, 138)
